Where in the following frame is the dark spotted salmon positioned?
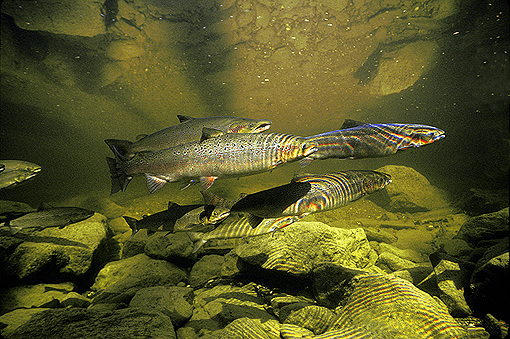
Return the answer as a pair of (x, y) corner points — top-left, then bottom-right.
(107, 128), (318, 194)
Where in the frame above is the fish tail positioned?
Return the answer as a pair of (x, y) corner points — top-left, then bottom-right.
(107, 157), (132, 194)
(123, 216), (139, 239)
(104, 139), (133, 160)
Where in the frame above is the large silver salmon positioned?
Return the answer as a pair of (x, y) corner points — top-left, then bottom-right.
(300, 119), (445, 165)
(107, 128), (318, 194)
(105, 115), (271, 159)
(230, 170), (391, 218)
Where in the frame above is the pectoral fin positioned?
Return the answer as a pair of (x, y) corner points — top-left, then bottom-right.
(200, 176), (218, 190)
(146, 174), (168, 193)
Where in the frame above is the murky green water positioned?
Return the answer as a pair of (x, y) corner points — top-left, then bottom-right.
(1, 0), (508, 208)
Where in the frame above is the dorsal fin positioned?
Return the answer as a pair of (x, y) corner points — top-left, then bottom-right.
(290, 172), (315, 182)
(200, 128), (224, 142)
(168, 201), (181, 209)
(38, 202), (53, 211)
(177, 115), (195, 123)
(341, 119), (367, 129)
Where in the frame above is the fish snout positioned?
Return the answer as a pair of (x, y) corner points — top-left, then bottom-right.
(302, 140), (319, 157)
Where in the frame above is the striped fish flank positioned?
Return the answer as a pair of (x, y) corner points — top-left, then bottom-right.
(107, 130), (318, 194)
(300, 119), (445, 165)
(230, 171), (391, 219)
(187, 214), (305, 252)
(286, 171), (391, 215)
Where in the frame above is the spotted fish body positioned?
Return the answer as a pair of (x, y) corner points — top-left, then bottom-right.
(105, 115), (271, 159)
(187, 214), (305, 252)
(108, 130), (318, 193)
(283, 171), (391, 216)
(300, 119), (445, 165)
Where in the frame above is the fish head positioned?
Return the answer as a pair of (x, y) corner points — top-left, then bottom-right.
(403, 125), (446, 147)
(228, 118), (272, 134)
(69, 208), (95, 222)
(200, 205), (230, 224)
(280, 138), (318, 163)
(361, 171), (392, 194)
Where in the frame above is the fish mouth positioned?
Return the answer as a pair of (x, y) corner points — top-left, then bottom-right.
(252, 123), (271, 133)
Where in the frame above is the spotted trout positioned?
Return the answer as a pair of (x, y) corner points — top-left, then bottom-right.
(105, 115), (271, 160)
(300, 119), (445, 165)
(107, 128), (318, 194)
(230, 170), (391, 218)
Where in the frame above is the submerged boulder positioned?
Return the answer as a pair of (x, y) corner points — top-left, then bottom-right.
(234, 221), (377, 275)
(2, 213), (111, 287)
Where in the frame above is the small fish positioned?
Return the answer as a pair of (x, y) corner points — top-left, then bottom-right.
(123, 201), (230, 238)
(300, 119), (445, 165)
(187, 214), (305, 253)
(2, 204), (94, 234)
(230, 170), (391, 218)
(173, 205), (230, 233)
(105, 115), (272, 160)
(123, 201), (203, 238)
(107, 128), (318, 194)
(0, 160), (41, 190)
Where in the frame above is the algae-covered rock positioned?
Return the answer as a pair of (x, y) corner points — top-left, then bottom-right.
(0, 282), (75, 314)
(234, 222), (376, 275)
(1, 0), (106, 37)
(3, 213), (111, 285)
(129, 285), (194, 327)
(372, 165), (449, 213)
(368, 41), (440, 96)
(454, 207), (509, 246)
(189, 255), (225, 289)
(8, 308), (176, 339)
(91, 253), (187, 292)
(184, 283), (277, 333)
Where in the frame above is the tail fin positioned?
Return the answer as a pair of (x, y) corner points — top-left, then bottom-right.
(105, 139), (133, 160)
(107, 157), (132, 194)
(123, 216), (139, 239)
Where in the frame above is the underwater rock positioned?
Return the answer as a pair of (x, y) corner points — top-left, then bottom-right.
(326, 273), (480, 338)
(1, 0), (106, 37)
(362, 226), (398, 243)
(129, 285), (194, 328)
(0, 308), (50, 338)
(266, 294), (316, 322)
(371, 165), (450, 213)
(454, 207), (509, 246)
(200, 317), (282, 339)
(376, 251), (420, 273)
(434, 260), (473, 317)
(144, 232), (195, 263)
(0, 282), (78, 314)
(3, 213), (110, 286)
(368, 41), (440, 96)
(8, 307), (176, 339)
(184, 283), (277, 334)
(376, 242), (425, 263)
(189, 255), (225, 289)
(283, 305), (337, 335)
(234, 222), (377, 275)
(311, 262), (370, 309)
(390, 265), (434, 285)
(469, 240), (509, 322)
(91, 253), (187, 292)
(459, 188), (509, 216)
